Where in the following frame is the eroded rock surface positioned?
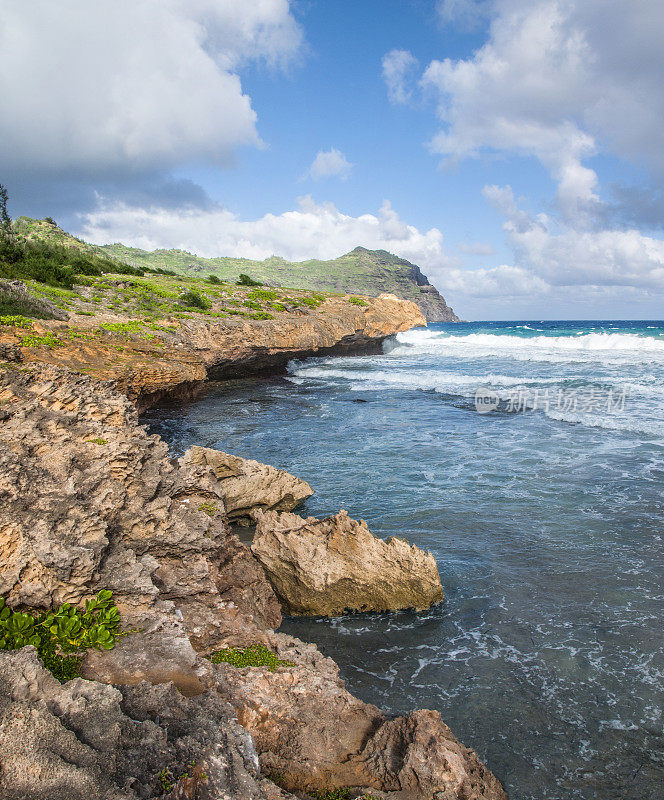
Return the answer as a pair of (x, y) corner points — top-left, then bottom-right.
(251, 509), (445, 616)
(0, 363), (281, 684)
(208, 631), (506, 800)
(0, 647), (294, 800)
(181, 446), (313, 524)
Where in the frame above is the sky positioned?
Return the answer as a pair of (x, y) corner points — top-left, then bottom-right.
(2, 0), (664, 320)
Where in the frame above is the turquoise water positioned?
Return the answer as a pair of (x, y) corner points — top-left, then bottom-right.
(145, 320), (664, 800)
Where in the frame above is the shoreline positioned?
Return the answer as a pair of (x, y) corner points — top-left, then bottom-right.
(0, 298), (508, 800)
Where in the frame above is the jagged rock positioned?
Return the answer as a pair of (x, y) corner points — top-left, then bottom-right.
(181, 446), (313, 524)
(251, 510), (445, 616)
(0, 647), (295, 800)
(208, 631), (506, 800)
(0, 278), (68, 321)
(0, 363), (281, 674)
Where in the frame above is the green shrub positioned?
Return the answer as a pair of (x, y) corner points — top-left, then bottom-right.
(207, 274), (221, 284)
(179, 289), (210, 310)
(98, 321), (145, 337)
(348, 296), (368, 306)
(0, 315), (32, 328)
(209, 644), (294, 671)
(300, 297), (321, 308)
(248, 288), (279, 302)
(242, 299), (262, 310)
(251, 311), (274, 320)
(21, 331), (63, 348)
(237, 274), (263, 287)
(0, 591), (121, 682)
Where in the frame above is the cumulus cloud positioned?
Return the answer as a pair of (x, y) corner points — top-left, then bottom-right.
(305, 148), (354, 181)
(382, 49), (419, 105)
(77, 196), (450, 267)
(421, 0), (664, 223)
(437, 0), (492, 31)
(0, 0), (303, 176)
(483, 184), (664, 292)
(459, 241), (495, 256)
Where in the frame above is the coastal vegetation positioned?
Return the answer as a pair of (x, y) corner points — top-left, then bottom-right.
(209, 643), (294, 671)
(0, 590), (121, 682)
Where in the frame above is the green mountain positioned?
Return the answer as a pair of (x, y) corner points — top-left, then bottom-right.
(12, 218), (459, 322)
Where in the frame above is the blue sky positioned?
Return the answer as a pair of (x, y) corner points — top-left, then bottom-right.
(3, 0), (664, 319)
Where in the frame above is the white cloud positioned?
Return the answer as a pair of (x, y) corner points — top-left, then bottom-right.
(77, 196), (450, 268)
(484, 184), (664, 292)
(437, 0), (491, 31)
(382, 49), (419, 105)
(305, 148), (354, 181)
(421, 0), (664, 222)
(459, 241), (495, 256)
(0, 0), (303, 175)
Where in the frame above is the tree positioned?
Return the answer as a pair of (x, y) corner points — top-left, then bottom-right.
(0, 184), (10, 234)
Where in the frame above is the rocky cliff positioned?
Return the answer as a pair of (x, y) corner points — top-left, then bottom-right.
(0, 278), (425, 408)
(0, 362), (506, 800)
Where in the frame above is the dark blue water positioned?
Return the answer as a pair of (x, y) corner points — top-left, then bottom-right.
(144, 321), (664, 800)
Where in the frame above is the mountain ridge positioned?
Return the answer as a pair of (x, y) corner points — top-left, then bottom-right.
(12, 217), (460, 322)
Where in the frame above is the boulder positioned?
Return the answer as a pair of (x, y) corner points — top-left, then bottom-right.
(251, 510), (445, 616)
(180, 446), (313, 524)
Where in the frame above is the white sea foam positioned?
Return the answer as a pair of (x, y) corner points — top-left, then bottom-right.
(390, 329), (664, 363)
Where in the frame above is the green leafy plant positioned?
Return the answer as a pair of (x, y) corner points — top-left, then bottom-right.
(247, 288), (279, 302)
(20, 331), (63, 348)
(179, 289), (210, 310)
(209, 643), (294, 672)
(0, 591), (121, 682)
(86, 438), (107, 445)
(348, 296), (368, 306)
(206, 274), (221, 284)
(237, 273), (263, 286)
(197, 501), (218, 517)
(0, 314), (32, 328)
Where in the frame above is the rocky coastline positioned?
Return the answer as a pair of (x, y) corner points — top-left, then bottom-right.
(0, 295), (507, 799)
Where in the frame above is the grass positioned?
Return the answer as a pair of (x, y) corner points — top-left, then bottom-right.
(209, 643), (294, 671)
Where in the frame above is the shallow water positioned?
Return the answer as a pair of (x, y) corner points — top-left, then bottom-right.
(145, 320), (664, 800)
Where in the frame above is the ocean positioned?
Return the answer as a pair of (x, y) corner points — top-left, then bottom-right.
(144, 320), (664, 800)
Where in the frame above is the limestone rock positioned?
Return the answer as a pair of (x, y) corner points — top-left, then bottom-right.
(208, 631), (507, 800)
(0, 647), (294, 800)
(0, 363), (281, 670)
(251, 510), (445, 616)
(181, 446), (313, 524)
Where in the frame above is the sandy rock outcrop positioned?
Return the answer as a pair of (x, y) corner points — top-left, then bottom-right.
(0, 647), (295, 800)
(251, 509), (445, 616)
(181, 446), (313, 524)
(2, 288), (425, 407)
